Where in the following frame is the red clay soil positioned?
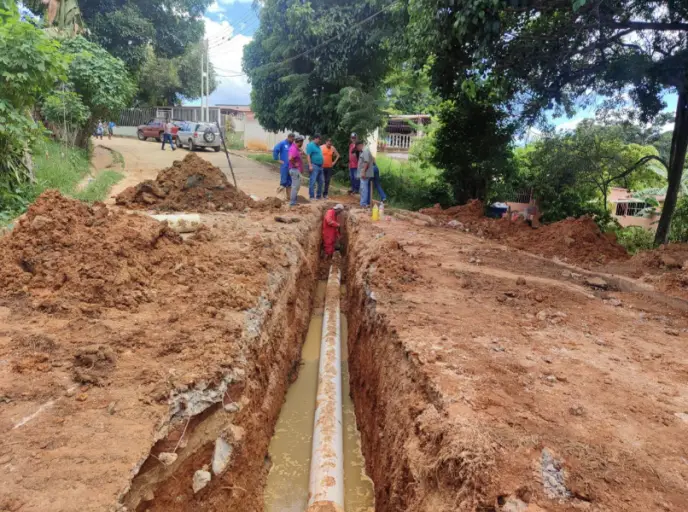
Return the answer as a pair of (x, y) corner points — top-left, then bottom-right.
(346, 213), (688, 512)
(115, 153), (282, 212)
(603, 243), (688, 299)
(421, 202), (628, 266)
(0, 190), (322, 512)
(0, 190), (188, 310)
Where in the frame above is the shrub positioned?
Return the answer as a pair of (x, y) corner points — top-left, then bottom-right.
(615, 226), (655, 254)
(669, 196), (688, 243)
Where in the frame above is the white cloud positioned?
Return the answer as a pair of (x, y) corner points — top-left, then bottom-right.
(207, 2), (222, 13)
(555, 118), (586, 132)
(204, 17), (252, 105)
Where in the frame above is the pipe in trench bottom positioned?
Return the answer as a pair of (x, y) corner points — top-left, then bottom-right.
(306, 262), (345, 512)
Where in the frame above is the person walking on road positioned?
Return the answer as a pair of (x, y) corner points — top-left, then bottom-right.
(288, 136), (305, 206)
(273, 133), (295, 201)
(320, 137), (340, 200)
(162, 120), (176, 151)
(96, 120), (104, 140)
(107, 121), (115, 140)
(322, 204), (344, 257)
(306, 134), (324, 200)
(356, 140), (374, 207)
(348, 133), (360, 195)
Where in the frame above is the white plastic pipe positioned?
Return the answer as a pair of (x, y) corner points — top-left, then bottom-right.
(150, 213), (201, 233)
(307, 264), (345, 512)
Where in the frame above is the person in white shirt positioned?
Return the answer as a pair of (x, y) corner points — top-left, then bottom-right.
(162, 121), (176, 151)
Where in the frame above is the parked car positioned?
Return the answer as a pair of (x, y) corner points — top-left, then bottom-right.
(137, 119), (184, 142)
(176, 122), (222, 152)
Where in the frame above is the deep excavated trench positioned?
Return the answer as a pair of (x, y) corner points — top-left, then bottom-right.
(120, 210), (451, 512)
(119, 212), (387, 512)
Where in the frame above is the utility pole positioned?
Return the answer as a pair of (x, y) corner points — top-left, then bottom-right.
(204, 38), (210, 123)
(200, 39), (205, 122)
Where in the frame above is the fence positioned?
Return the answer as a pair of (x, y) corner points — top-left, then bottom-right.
(382, 133), (415, 151)
(117, 107), (222, 127)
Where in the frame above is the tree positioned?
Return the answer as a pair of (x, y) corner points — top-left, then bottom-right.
(60, 36), (136, 147)
(433, 93), (516, 204)
(384, 64), (436, 115)
(0, 1), (67, 209)
(514, 122), (665, 222)
(408, 0), (688, 244)
(243, 0), (406, 159)
(25, 0), (214, 104)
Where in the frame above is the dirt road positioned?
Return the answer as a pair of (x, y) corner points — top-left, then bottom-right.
(100, 136), (281, 201)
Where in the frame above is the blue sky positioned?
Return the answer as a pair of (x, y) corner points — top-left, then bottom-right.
(203, 0), (260, 106)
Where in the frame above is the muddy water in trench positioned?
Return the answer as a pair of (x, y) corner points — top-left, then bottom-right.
(264, 282), (374, 512)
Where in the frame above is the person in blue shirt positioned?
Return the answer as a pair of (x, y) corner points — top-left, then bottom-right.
(273, 133), (295, 200)
(305, 134), (324, 200)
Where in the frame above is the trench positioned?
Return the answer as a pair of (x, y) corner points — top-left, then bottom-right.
(264, 279), (374, 512)
(120, 212), (382, 512)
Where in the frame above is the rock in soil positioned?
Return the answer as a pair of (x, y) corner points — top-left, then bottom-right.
(192, 469), (211, 493)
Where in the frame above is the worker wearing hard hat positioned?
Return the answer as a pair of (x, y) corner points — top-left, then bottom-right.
(322, 204), (344, 257)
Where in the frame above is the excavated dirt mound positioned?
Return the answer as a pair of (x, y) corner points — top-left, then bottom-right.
(500, 216), (630, 265)
(420, 199), (485, 221)
(421, 201), (628, 265)
(603, 243), (688, 299)
(115, 153), (282, 212)
(0, 190), (188, 310)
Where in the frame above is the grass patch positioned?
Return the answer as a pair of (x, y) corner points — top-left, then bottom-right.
(248, 153), (280, 168)
(1, 138), (125, 227)
(74, 170), (124, 203)
(226, 131), (245, 150)
(374, 154), (451, 210)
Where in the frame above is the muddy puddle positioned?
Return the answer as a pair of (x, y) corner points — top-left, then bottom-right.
(264, 281), (374, 512)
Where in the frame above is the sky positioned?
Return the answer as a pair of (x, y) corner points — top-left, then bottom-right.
(201, 1), (679, 134)
(202, 0), (260, 106)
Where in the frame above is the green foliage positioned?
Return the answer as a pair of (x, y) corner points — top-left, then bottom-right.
(614, 226), (655, 254)
(432, 95), (515, 204)
(41, 90), (91, 128)
(513, 122), (667, 222)
(247, 153), (280, 167)
(669, 196), (688, 243)
(384, 64), (435, 115)
(74, 170), (124, 203)
(31, 138), (91, 194)
(375, 155), (452, 210)
(0, 4), (68, 213)
(407, 0), (688, 244)
(60, 36), (136, 144)
(78, 0), (213, 70)
(243, 0), (406, 164)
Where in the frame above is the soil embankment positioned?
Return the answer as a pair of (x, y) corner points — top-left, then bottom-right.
(344, 211), (688, 511)
(0, 191), (322, 512)
(420, 201), (628, 266)
(115, 153), (282, 212)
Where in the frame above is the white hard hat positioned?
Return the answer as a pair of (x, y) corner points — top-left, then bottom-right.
(333, 204), (344, 211)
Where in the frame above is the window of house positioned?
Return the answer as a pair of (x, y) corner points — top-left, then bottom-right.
(615, 202), (647, 217)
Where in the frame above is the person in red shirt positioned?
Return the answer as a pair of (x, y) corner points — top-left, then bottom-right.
(322, 204), (344, 257)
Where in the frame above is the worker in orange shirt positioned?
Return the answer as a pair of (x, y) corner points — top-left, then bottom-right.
(320, 137), (340, 200)
(322, 204), (344, 257)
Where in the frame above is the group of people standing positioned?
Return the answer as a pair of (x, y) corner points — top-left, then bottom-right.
(95, 120), (116, 140)
(273, 132), (386, 207)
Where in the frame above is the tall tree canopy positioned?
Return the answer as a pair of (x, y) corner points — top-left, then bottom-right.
(25, 0), (215, 105)
(243, 0), (406, 149)
(409, 0), (688, 244)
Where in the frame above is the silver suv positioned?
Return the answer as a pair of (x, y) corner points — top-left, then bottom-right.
(176, 122), (222, 152)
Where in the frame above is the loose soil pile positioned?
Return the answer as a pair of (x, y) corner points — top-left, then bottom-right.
(0, 191), (187, 309)
(421, 202), (628, 265)
(604, 243), (688, 299)
(115, 153), (281, 212)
